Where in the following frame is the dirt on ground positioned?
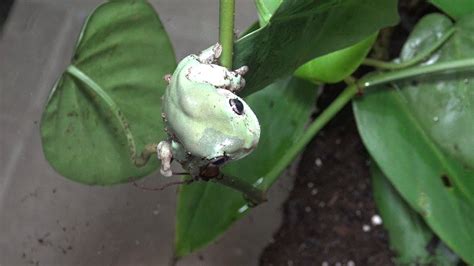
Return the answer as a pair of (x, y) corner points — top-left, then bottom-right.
(260, 87), (394, 266)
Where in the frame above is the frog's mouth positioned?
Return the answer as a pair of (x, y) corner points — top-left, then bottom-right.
(208, 154), (230, 166)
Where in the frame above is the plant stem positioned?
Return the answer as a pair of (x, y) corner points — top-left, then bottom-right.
(362, 58), (474, 87)
(262, 84), (357, 189)
(219, 0), (235, 68)
(263, 58), (474, 190)
(216, 174), (267, 205)
(363, 27), (455, 70)
(134, 143), (159, 167)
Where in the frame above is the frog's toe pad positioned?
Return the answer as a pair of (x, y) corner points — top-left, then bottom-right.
(160, 168), (173, 177)
(157, 141), (173, 177)
(234, 65), (248, 76)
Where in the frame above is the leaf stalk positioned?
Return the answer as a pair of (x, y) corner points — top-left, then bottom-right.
(219, 0), (235, 68)
(263, 58), (474, 190)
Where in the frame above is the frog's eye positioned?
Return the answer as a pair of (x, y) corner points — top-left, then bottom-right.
(229, 98), (244, 115)
(210, 156), (229, 166)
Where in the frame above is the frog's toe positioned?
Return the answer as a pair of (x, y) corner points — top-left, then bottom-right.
(163, 74), (172, 83)
(234, 65), (248, 76)
(212, 43), (223, 59)
(157, 141), (174, 177)
(160, 167), (173, 177)
(198, 43), (222, 64)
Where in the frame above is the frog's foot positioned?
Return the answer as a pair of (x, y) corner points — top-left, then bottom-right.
(226, 80), (245, 93)
(234, 65), (248, 76)
(226, 66), (248, 92)
(163, 74), (172, 84)
(198, 43), (222, 64)
(157, 141), (173, 177)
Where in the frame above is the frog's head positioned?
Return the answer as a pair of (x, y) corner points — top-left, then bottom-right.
(163, 84), (260, 168)
(196, 88), (260, 167)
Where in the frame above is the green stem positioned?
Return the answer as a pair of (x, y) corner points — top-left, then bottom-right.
(363, 27), (455, 70)
(66, 65), (155, 167)
(216, 174), (267, 206)
(262, 84), (357, 189)
(263, 58), (474, 190)
(219, 0), (235, 68)
(362, 58), (474, 87)
(135, 143), (159, 167)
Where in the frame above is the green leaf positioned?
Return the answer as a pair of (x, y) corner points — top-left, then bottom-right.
(254, 0), (378, 84)
(175, 77), (317, 257)
(239, 21), (260, 38)
(433, 242), (463, 266)
(235, 0), (399, 96)
(398, 14), (474, 170)
(429, 0), (474, 20)
(353, 13), (474, 263)
(255, 0), (283, 26)
(40, 0), (176, 185)
(372, 163), (435, 265)
(294, 33), (377, 84)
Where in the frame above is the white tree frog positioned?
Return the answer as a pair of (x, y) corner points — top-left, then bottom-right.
(157, 43), (260, 178)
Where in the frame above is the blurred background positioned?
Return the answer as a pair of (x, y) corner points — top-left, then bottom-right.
(0, 1), (295, 265)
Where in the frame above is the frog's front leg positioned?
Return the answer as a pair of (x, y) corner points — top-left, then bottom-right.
(228, 65), (249, 92)
(187, 64), (249, 93)
(193, 43), (249, 92)
(157, 140), (173, 177)
(198, 43), (223, 64)
(234, 65), (248, 76)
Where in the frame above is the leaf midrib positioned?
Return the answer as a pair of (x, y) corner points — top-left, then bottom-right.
(392, 86), (472, 203)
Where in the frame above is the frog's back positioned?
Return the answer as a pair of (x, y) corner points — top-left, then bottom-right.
(161, 51), (259, 162)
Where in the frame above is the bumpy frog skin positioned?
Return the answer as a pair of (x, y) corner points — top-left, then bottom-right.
(157, 43), (260, 177)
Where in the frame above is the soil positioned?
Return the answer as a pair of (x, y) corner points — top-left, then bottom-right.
(260, 1), (441, 265)
(260, 87), (394, 266)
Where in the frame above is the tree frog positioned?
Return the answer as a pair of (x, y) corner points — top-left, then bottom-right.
(157, 43), (260, 178)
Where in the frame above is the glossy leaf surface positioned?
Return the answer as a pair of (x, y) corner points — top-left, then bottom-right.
(353, 13), (474, 263)
(429, 0), (474, 19)
(372, 163), (460, 265)
(255, 0), (282, 26)
(397, 14), (474, 170)
(254, 0), (378, 84)
(40, 1), (176, 184)
(235, 0), (399, 96)
(294, 33), (377, 84)
(175, 78), (317, 257)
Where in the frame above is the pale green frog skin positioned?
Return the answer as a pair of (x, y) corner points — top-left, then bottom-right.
(157, 43), (260, 177)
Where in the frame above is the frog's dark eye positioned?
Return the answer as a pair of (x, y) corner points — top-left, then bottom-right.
(210, 156), (229, 166)
(229, 98), (244, 115)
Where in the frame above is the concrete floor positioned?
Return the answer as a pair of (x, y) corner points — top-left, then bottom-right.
(0, 1), (293, 265)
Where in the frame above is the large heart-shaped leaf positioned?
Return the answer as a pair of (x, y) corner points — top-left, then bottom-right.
(353, 13), (474, 263)
(235, 0), (399, 96)
(175, 77), (317, 257)
(371, 163), (460, 265)
(40, 0), (176, 185)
